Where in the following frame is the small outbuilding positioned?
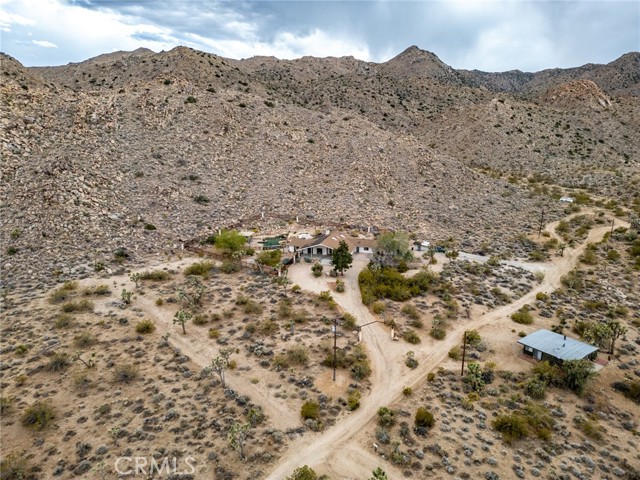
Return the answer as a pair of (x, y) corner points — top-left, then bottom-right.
(517, 329), (598, 364)
(560, 197), (575, 203)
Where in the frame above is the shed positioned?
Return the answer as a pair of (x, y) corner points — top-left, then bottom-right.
(517, 329), (598, 364)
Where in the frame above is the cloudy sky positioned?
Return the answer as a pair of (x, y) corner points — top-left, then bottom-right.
(1, 0), (638, 72)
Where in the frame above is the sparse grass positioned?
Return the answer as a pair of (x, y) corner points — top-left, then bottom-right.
(54, 313), (73, 329)
(401, 303), (420, 320)
(113, 364), (139, 383)
(243, 300), (263, 315)
(286, 346), (309, 366)
(93, 284), (111, 295)
(21, 402), (55, 430)
(47, 353), (70, 372)
(135, 319), (156, 334)
(74, 331), (97, 348)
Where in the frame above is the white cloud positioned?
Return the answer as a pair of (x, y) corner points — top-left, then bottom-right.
(0, 9), (35, 29)
(32, 39), (57, 48)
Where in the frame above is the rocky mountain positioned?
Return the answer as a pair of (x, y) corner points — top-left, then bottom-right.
(1, 46), (639, 293)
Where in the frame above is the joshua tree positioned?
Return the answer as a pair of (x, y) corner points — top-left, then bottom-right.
(121, 289), (133, 305)
(211, 347), (233, 387)
(558, 242), (567, 256)
(177, 276), (206, 308)
(129, 272), (141, 288)
(173, 309), (192, 335)
(227, 422), (250, 459)
(72, 351), (96, 368)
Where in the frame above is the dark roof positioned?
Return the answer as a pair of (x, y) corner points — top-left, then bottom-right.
(517, 329), (598, 361)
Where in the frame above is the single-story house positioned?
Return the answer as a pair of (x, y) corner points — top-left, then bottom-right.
(289, 230), (376, 257)
(560, 197), (575, 203)
(517, 329), (598, 364)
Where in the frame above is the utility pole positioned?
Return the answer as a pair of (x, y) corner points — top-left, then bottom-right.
(332, 318), (337, 381)
(461, 331), (468, 376)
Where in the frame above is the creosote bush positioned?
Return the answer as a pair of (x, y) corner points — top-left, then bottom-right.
(21, 402), (55, 430)
(61, 299), (94, 313)
(511, 305), (533, 325)
(47, 353), (70, 372)
(300, 401), (320, 420)
(135, 319), (156, 334)
(415, 407), (435, 429)
(184, 261), (215, 277)
(114, 364), (139, 383)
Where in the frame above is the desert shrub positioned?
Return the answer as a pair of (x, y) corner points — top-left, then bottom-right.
(318, 291), (332, 301)
(427, 372), (436, 382)
(536, 292), (549, 301)
(74, 331), (97, 348)
(403, 330), (421, 344)
(465, 330), (482, 347)
(14, 344), (28, 356)
(193, 315), (209, 326)
(612, 380), (640, 404)
(414, 407), (435, 428)
(430, 326), (446, 340)
(300, 401), (320, 420)
(135, 319), (156, 334)
(347, 389), (361, 411)
(401, 303), (420, 320)
(286, 346), (309, 366)
(370, 301), (385, 314)
(575, 415), (604, 440)
(493, 413), (529, 443)
(511, 305), (533, 325)
(311, 263), (323, 277)
(291, 309), (309, 323)
(93, 284), (111, 295)
(286, 466), (319, 480)
(220, 261), (241, 274)
(448, 346), (461, 360)
(61, 299), (94, 313)
(562, 359), (595, 395)
(140, 270), (170, 281)
(47, 353), (70, 372)
(114, 364), (139, 383)
(403, 387), (412, 396)
(525, 377), (547, 399)
(155, 298), (164, 306)
(342, 313), (357, 330)
(405, 352), (419, 369)
(54, 314), (72, 329)
(243, 300), (263, 315)
(21, 402), (55, 430)
(208, 328), (220, 339)
(184, 261), (215, 276)
(291, 284), (302, 293)
(0, 452), (32, 480)
(377, 407), (395, 427)
(49, 282), (77, 303)
(335, 278), (345, 293)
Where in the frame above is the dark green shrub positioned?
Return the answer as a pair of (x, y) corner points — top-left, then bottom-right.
(511, 305), (533, 325)
(61, 299), (94, 313)
(220, 261), (241, 274)
(403, 330), (421, 344)
(493, 413), (528, 443)
(414, 407), (435, 428)
(377, 407), (395, 427)
(300, 401), (320, 420)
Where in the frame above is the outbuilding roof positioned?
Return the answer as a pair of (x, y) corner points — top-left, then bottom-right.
(517, 329), (598, 361)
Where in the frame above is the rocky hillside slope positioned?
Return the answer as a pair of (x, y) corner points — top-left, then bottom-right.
(1, 46), (639, 294)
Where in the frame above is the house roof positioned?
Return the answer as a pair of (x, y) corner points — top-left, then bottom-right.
(290, 230), (375, 252)
(517, 329), (598, 361)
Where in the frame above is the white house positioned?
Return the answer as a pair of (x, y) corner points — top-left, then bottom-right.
(289, 230), (376, 257)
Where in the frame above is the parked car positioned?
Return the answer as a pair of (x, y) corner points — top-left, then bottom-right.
(434, 246), (446, 253)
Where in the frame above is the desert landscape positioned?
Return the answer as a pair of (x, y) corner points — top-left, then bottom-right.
(1, 39), (639, 480)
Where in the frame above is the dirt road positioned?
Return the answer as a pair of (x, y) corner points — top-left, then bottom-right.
(267, 215), (628, 479)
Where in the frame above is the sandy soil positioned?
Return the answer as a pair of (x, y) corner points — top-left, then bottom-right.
(265, 214), (630, 479)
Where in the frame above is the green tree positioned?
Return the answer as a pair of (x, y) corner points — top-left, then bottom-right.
(331, 240), (353, 275)
(374, 231), (413, 267)
(607, 320), (628, 355)
(256, 249), (282, 273)
(562, 359), (595, 395)
(121, 289), (133, 305)
(215, 230), (247, 255)
(173, 309), (192, 334)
